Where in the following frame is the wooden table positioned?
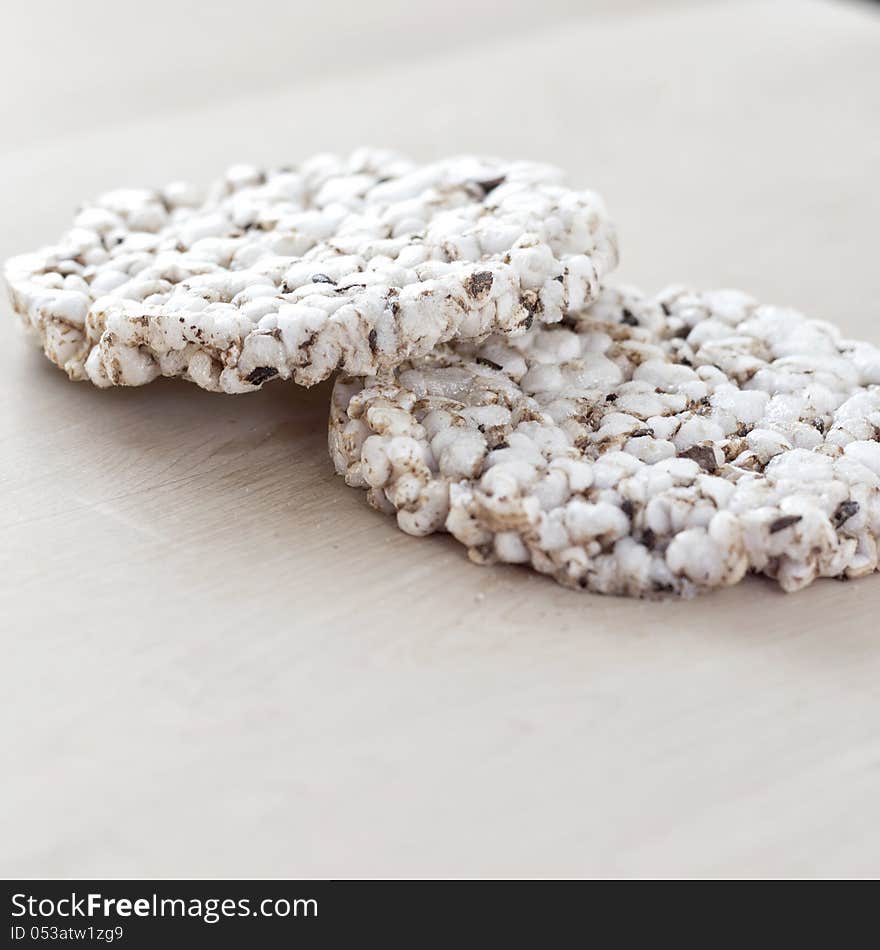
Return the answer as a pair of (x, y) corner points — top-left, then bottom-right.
(2, 0), (879, 877)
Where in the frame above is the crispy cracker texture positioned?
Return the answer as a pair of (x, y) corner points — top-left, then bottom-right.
(4, 150), (617, 393)
(331, 285), (880, 597)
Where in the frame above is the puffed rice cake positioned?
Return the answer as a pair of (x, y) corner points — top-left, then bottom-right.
(330, 285), (880, 597)
(4, 150), (617, 393)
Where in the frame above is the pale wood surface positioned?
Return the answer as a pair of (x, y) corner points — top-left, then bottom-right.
(2, 0), (879, 878)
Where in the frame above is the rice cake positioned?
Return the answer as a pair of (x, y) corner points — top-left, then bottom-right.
(330, 286), (880, 596)
(4, 150), (618, 393)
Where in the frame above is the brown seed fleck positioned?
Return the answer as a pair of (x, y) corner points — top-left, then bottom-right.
(246, 366), (278, 385)
(832, 500), (859, 528)
(521, 290), (542, 317)
(769, 514), (802, 533)
(476, 356), (503, 371)
(463, 271), (494, 298)
(475, 175), (506, 195)
(679, 444), (718, 473)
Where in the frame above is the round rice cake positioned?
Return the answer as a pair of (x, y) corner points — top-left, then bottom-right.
(330, 285), (880, 597)
(3, 149), (617, 393)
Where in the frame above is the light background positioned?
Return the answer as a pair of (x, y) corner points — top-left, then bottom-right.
(1, 0), (879, 877)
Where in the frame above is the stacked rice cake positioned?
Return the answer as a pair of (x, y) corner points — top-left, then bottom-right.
(330, 286), (880, 596)
(3, 150), (617, 393)
(7, 151), (880, 597)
